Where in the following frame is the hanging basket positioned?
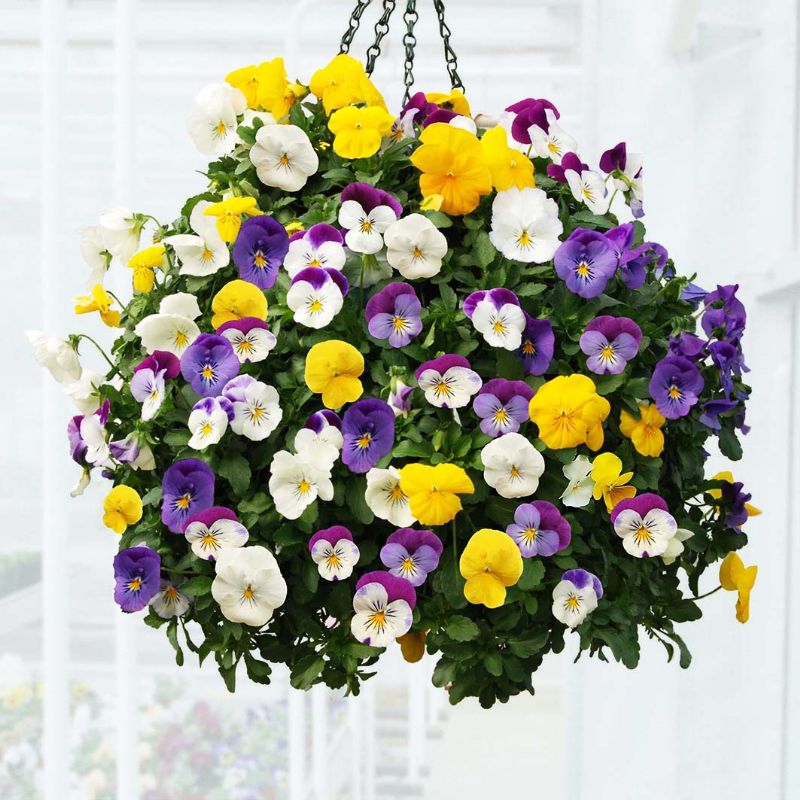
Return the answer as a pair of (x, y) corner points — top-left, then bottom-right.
(31, 0), (758, 706)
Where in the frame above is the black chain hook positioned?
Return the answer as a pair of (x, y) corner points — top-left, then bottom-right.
(432, 0), (463, 92)
(365, 0), (399, 76)
(401, 0), (419, 104)
(339, 0), (373, 54)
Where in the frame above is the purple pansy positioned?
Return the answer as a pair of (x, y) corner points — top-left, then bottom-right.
(681, 282), (708, 307)
(415, 354), (482, 409)
(400, 92), (438, 126)
(718, 480), (752, 529)
(306, 409), (342, 433)
(472, 378), (534, 437)
(554, 228), (617, 298)
(67, 399), (110, 464)
(561, 568), (604, 599)
(669, 332), (707, 361)
(518, 314), (554, 376)
(287, 266), (349, 328)
(506, 501), (571, 558)
(579, 315), (642, 375)
(113, 547), (161, 613)
(109, 435), (140, 464)
(380, 528), (443, 587)
(183, 506), (248, 560)
(709, 339), (746, 396)
(462, 288), (520, 319)
(232, 215), (289, 290)
(216, 317), (277, 363)
(356, 570), (417, 610)
(462, 288), (526, 349)
(134, 350), (180, 379)
(548, 151), (588, 183)
(506, 97), (560, 144)
(389, 380), (414, 416)
(365, 282), (423, 348)
(699, 399), (739, 432)
(649, 355), (705, 420)
(161, 458), (215, 533)
(180, 333), (240, 397)
(610, 493), (677, 558)
(599, 141), (627, 174)
(701, 284), (746, 340)
(423, 108), (459, 127)
(622, 241), (668, 288)
(341, 398), (396, 473)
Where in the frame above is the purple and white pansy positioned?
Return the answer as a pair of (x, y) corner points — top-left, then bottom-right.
(222, 374), (282, 442)
(338, 182), (402, 255)
(415, 354), (482, 409)
(365, 282), (423, 348)
(183, 506), (249, 560)
(286, 266), (349, 329)
(506, 500), (571, 558)
(284, 223), (346, 278)
(379, 527), (443, 587)
(216, 317), (277, 363)
(579, 315), (642, 375)
(472, 378), (533, 437)
(67, 399), (111, 467)
(187, 395), (233, 450)
(547, 151), (587, 184)
(610, 493), (678, 558)
(295, 409), (343, 462)
(130, 350), (180, 420)
(350, 571), (415, 647)
(554, 228), (617, 299)
(551, 568), (603, 628)
(309, 525), (360, 581)
(463, 288), (526, 350)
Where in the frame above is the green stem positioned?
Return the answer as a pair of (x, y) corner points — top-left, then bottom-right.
(76, 334), (122, 378)
(105, 289), (126, 309)
(688, 585), (723, 602)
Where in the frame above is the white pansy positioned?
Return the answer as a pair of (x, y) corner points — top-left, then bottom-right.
(249, 123), (319, 192)
(168, 201), (230, 277)
(97, 207), (140, 263)
(229, 380), (282, 442)
(489, 187), (563, 264)
(269, 450), (334, 520)
(470, 299), (526, 350)
(70, 469), (92, 498)
(560, 455), (594, 508)
(311, 538), (361, 581)
(77, 225), (111, 286)
(135, 313), (200, 356)
(384, 213), (448, 279)
(417, 364), (482, 409)
(338, 200), (397, 255)
(286, 273), (344, 329)
(350, 581), (413, 647)
(211, 545), (288, 627)
(185, 516), (249, 560)
(188, 397), (230, 450)
(661, 527), (694, 566)
(294, 427), (342, 464)
(130, 442), (156, 471)
(614, 152), (644, 201)
(481, 432), (545, 498)
(64, 370), (105, 415)
(614, 506), (678, 559)
(187, 82), (247, 157)
(149, 582), (191, 619)
(26, 331), (82, 384)
(529, 113), (578, 163)
(552, 578), (598, 628)
(449, 115), (478, 134)
(365, 466), (415, 527)
(566, 169), (608, 215)
(80, 413), (110, 466)
(159, 292), (202, 320)
(242, 109), (277, 128)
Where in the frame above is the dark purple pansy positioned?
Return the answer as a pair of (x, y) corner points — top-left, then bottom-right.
(709, 340), (747, 396)
(699, 398), (739, 431)
(134, 350), (180, 379)
(701, 284), (746, 340)
(472, 378), (534, 437)
(462, 287), (520, 318)
(341, 398), (395, 473)
(718, 481), (752, 529)
(610, 492), (669, 524)
(561, 568), (604, 599)
(547, 151), (588, 183)
(554, 228), (617, 298)
(161, 458), (215, 533)
(180, 333), (240, 397)
(232, 215), (289, 290)
(506, 500), (571, 558)
(422, 108), (459, 127)
(341, 182), (403, 217)
(356, 570), (417, 609)
(113, 547), (161, 613)
(308, 525), (354, 551)
(67, 399), (110, 464)
(506, 97), (559, 144)
(579, 315), (642, 375)
(649, 355), (705, 420)
(518, 314), (554, 376)
(669, 332), (706, 361)
(306, 409), (342, 433)
(380, 528), (443, 587)
(400, 91), (438, 125)
(365, 282), (423, 348)
(599, 141), (627, 174)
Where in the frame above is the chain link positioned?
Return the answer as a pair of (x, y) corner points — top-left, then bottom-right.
(365, 0), (398, 76)
(432, 0), (464, 91)
(339, 0), (373, 54)
(401, 0), (419, 104)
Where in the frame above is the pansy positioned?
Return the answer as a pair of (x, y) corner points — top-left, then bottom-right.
(529, 110), (578, 163)
(481, 432), (545, 499)
(78, 224), (111, 285)
(383, 213), (448, 279)
(560, 455), (595, 508)
(188, 396), (232, 450)
(180, 333), (240, 397)
(518, 315), (554, 376)
(611, 493), (677, 558)
(161, 458), (215, 533)
(669, 331), (707, 361)
(304, 339), (364, 409)
(309, 53), (385, 113)
(287, 267), (348, 329)
(268, 450), (334, 520)
(204, 197), (263, 243)
(284, 223), (346, 278)
(600, 142), (644, 212)
(389, 378), (414, 417)
(719, 551), (757, 624)
(554, 228), (617, 299)
(617, 240), (667, 289)
(365, 466), (415, 527)
(211, 545), (288, 627)
(480, 126), (535, 190)
(149, 580), (191, 619)
(528, 374), (610, 450)
(380, 528), (443, 587)
(295, 409), (343, 462)
(249, 122), (319, 192)
(309, 526), (360, 581)
(505, 97), (559, 146)
(97, 206), (142, 263)
(415, 354), (482, 410)
(338, 182), (402, 254)
(226, 56), (302, 116)
(67, 400), (111, 467)
(102, 485), (143, 534)
(699, 399), (739, 432)
(463, 288), (526, 350)
(460, 528), (523, 609)
(113, 547), (161, 613)
(425, 88), (471, 115)
(365, 282), (423, 347)
(328, 104), (394, 159)
(351, 571), (415, 648)
(186, 82), (247, 157)
(649, 355), (704, 420)
(341, 398), (395, 474)
(620, 402), (666, 457)
(489, 187), (563, 263)
(109, 434), (155, 472)
(63, 369), (105, 415)
(74, 284), (121, 327)
(547, 151), (588, 183)
(26, 331), (82, 384)
(127, 244), (166, 293)
(134, 293), (202, 356)
(398, 463), (474, 526)
(221, 375), (282, 442)
(232, 215), (289, 290)
(506, 501), (571, 558)
(708, 471), (761, 529)
(579, 315), (642, 375)
(591, 453), (636, 512)
(564, 165), (608, 214)
(708, 340), (746, 396)
(183, 506), (249, 560)
(551, 569), (602, 628)
(130, 351), (178, 421)
(473, 379), (534, 437)
(216, 317), (276, 363)
(211, 279), (268, 328)
(661, 527), (695, 566)
(702, 284), (746, 341)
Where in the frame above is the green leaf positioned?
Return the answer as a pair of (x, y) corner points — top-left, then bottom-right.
(431, 658), (457, 687)
(594, 372), (627, 396)
(517, 559), (545, 591)
(217, 454), (252, 496)
(474, 231), (496, 268)
(483, 652), (503, 677)
(507, 631), (548, 658)
(290, 655), (326, 690)
(665, 600), (703, 622)
(179, 576), (213, 596)
(446, 615), (480, 642)
(718, 425), (743, 461)
(166, 619), (184, 666)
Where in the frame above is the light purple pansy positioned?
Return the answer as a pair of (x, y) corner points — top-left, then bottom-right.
(232, 215), (289, 290)
(379, 528), (443, 587)
(669, 332), (706, 361)
(506, 501), (571, 558)
(130, 352), (179, 420)
(389, 380), (414, 416)
(284, 223), (346, 278)
(308, 525), (361, 581)
(341, 398), (396, 473)
(180, 333), (240, 397)
(649, 355), (705, 420)
(365, 282), (423, 348)
(472, 378), (534, 437)
(67, 399), (110, 464)
(161, 458), (215, 533)
(216, 317), (277, 363)
(415, 354), (482, 409)
(518, 314), (554, 376)
(579, 315), (643, 375)
(113, 547), (161, 613)
(619, 241), (667, 289)
(701, 284), (746, 341)
(554, 228), (617, 299)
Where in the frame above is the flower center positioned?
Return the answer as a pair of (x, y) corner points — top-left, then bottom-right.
(509, 465), (522, 479)
(175, 493), (192, 510)
(360, 218), (374, 234)
(668, 384), (683, 400)
(127, 577), (142, 592)
(401, 557), (416, 575)
(279, 153), (290, 167)
(214, 121), (227, 135)
(392, 315), (408, 332)
(492, 318), (507, 335)
(201, 248), (214, 262)
(249, 403), (266, 421)
(412, 245), (424, 260)
(634, 525), (655, 545)
(434, 380), (453, 397)
(493, 407), (509, 424)
(576, 261), (591, 277)
(201, 532), (219, 549)
(389, 485), (406, 503)
(565, 593), (581, 611)
(298, 479), (312, 494)
(253, 251), (267, 269)
(357, 432), (372, 449)
(601, 345), (615, 360)
(547, 140), (560, 155)
(523, 527), (538, 543)
(242, 585), (255, 602)
(164, 586), (178, 602)
(201, 363), (216, 381)
(522, 339), (536, 355)
(308, 257), (322, 267)
(368, 610), (387, 632)
(237, 337), (255, 354)
(517, 229), (532, 248)
(174, 330), (189, 347)
(308, 298), (324, 313)
(200, 422), (214, 437)
(326, 551), (342, 569)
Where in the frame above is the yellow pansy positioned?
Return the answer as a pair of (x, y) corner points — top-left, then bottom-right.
(528, 374), (611, 451)
(708, 471), (762, 517)
(211, 279), (268, 328)
(619, 402), (666, 458)
(304, 340), (364, 409)
(328, 105), (395, 159)
(591, 453), (636, 511)
(425, 88), (471, 116)
(410, 123), (492, 216)
(719, 551), (757, 623)
(398, 463), (475, 526)
(309, 54), (386, 114)
(420, 194), (444, 212)
(397, 630), (427, 663)
(285, 220), (305, 235)
(460, 528), (523, 609)
(103, 485), (143, 534)
(226, 57), (306, 118)
(74, 284), (121, 327)
(127, 244), (166, 293)
(203, 197), (263, 242)
(480, 126), (535, 191)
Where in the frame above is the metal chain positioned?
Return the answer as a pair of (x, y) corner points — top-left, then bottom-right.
(339, 0), (373, 54)
(401, 0), (419, 104)
(365, 0), (399, 76)
(431, 0), (464, 91)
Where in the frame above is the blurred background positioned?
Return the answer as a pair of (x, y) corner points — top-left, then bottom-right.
(1, 0), (799, 797)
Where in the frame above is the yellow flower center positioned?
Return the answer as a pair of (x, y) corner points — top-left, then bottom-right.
(494, 407), (509, 424)
(237, 338), (254, 354)
(174, 330), (189, 347)
(523, 527), (538, 543)
(253, 251), (267, 268)
(565, 594), (580, 610)
(326, 552), (342, 569)
(201, 364), (215, 381)
(175, 493), (192, 510)
(509, 465), (522, 479)
(547, 141), (560, 155)
(668, 384), (682, 399)
(522, 340), (536, 355)
(201, 248), (214, 263)
(298, 479), (312, 495)
(214, 121), (227, 135)
(250, 404), (265, 421)
(201, 532), (219, 549)
(517, 229), (532, 248)
(279, 153), (290, 167)
(492, 319), (507, 335)
(389, 485), (406, 502)
(412, 246), (424, 259)
(242, 585), (255, 602)
(401, 557), (416, 575)
(200, 422), (214, 437)
(601, 345), (615, 360)
(128, 577), (142, 592)
(308, 298), (324, 313)
(576, 261), (590, 277)
(360, 218), (373, 234)
(164, 586), (178, 602)
(634, 526), (654, 546)
(434, 380), (453, 397)
(368, 610), (387, 631)
(308, 257), (322, 267)
(357, 432), (372, 449)
(392, 315), (407, 331)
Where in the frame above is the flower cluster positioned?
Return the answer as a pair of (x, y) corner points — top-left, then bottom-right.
(31, 54), (758, 705)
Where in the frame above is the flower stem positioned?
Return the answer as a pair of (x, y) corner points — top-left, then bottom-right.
(76, 334), (122, 378)
(688, 584), (722, 602)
